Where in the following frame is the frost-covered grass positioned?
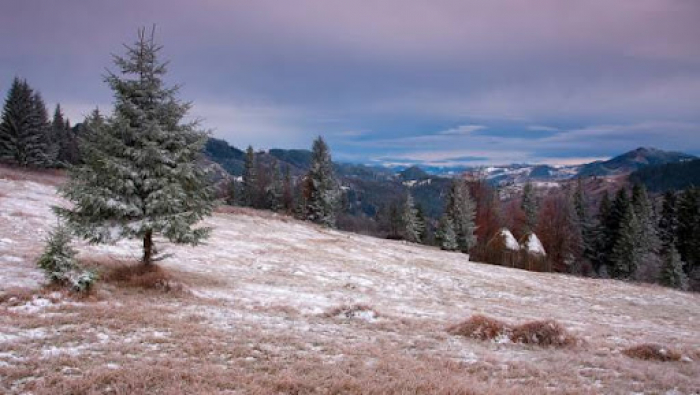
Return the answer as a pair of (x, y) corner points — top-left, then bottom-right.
(1, 165), (699, 394)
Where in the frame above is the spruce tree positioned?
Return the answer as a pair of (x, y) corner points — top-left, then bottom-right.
(242, 145), (257, 207)
(591, 190), (612, 274)
(660, 243), (688, 290)
(677, 187), (700, 274)
(601, 188), (630, 273)
(56, 28), (215, 266)
(37, 224), (96, 292)
(0, 78), (54, 167)
(267, 159), (283, 212)
(573, 178), (594, 267)
(415, 203), (428, 243)
(401, 192), (422, 243)
(52, 104), (79, 165)
(305, 136), (338, 227)
(658, 191), (678, 251)
(446, 180), (477, 253)
(521, 182), (538, 233)
(282, 164), (294, 212)
(610, 204), (642, 279)
(437, 214), (458, 251)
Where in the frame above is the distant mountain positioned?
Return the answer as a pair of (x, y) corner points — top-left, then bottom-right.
(204, 138), (698, 223)
(577, 147), (696, 177)
(204, 138), (246, 176)
(629, 158), (700, 192)
(399, 166), (430, 181)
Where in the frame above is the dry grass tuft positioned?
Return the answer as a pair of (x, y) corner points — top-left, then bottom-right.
(448, 315), (578, 348)
(0, 287), (38, 305)
(324, 304), (379, 320)
(510, 319), (577, 347)
(447, 314), (509, 341)
(100, 263), (186, 294)
(622, 343), (683, 362)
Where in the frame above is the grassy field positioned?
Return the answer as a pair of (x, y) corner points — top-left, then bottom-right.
(1, 165), (699, 394)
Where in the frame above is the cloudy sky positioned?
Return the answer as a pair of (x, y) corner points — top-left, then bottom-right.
(2, 0), (699, 166)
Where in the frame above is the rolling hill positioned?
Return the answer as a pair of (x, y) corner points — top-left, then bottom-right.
(1, 166), (699, 393)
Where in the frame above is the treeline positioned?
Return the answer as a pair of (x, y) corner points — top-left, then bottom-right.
(475, 180), (699, 291)
(0, 78), (81, 168)
(228, 137), (340, 228)
(629, 159), (700, 192)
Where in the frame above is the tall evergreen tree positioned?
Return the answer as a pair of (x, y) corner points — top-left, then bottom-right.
(30, 91), (56, 164)
(660, 243), (688, 290)
(677, 187), (700, 275)
(52, 104), (79, 165)
(241, 145), (257, 207)
(415, 203), (428, 243)
(56, 28), (215, 266)
(305, 136), (338, 227)
(521, 182), (538, 233)
(282, 164), (294, 212)
(630, 184), (662, 281)
(591, 190), (612, 274)
(658, 191), (678, 251)
(436, 214), (458, 251)
(0, 78), (54, 167)
(600, 188), (630, 274)
(401, 192), (422, 243)
(446, 180), (477, 253)
(267, 159), (283, 212)
(610, 204), (642, 279)
(573, 178), (594, 268)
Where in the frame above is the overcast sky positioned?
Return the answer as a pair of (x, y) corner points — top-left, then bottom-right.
(2, 0), (699, 166)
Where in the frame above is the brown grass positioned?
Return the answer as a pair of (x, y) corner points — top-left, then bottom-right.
(622, 343), (683, 362)
(99, 263), (186, 294)
(0, 164), (65, 186)
(447, 314), (509, 341)
(510, 319), (578, 347)
(324, 304), (379, 319)
(448, 315), (578, 348)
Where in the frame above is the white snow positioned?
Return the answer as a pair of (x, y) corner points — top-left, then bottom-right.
(2, 170), (700, 394)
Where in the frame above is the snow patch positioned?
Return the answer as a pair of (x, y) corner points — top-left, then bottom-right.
(500, 229), (520, 251)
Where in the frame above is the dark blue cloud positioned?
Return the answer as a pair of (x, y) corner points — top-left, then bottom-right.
(1, 0), (699, 165)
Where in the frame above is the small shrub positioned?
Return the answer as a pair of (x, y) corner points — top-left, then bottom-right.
(448, 315), (578, 348)
(36, 224), (96, 293)
(623, 343), (682, 362)
(324, 304), (379, 321)
(446, 314), (510, 341)
(510, 319), (577, 347)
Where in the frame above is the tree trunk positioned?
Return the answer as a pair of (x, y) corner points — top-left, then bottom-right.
(142, 230), (153, 266)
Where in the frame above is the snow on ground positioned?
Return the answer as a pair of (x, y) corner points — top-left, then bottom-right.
(1, 167), (699, 394)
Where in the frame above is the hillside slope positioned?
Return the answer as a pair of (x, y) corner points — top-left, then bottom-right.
(1, 166), (699, 394)
(577, 147), (696, 177)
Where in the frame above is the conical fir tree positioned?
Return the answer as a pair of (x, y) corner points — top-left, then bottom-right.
(610, 204), (642, 279)
(521, 182), (538, 233)
(0, 78), (54, 167)
(446, 180), (477, 253)
(305, 136), (338, 227)
(437, 214), (458, 251)
(267, 159), (283, 212)
(242, 146), (257, 207)
(660, 243), (688, 290)
(56, 28), (215, 265)
(402, 192), (422, 243)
